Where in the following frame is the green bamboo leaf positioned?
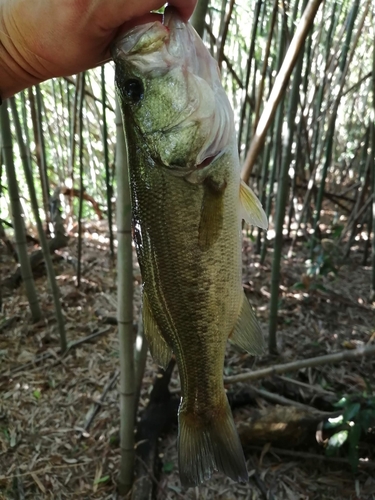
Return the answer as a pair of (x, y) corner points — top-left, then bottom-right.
(94, 475), (110, 485)
(163, 461), (174, 473)
(326, 430), (348, 455)
(358, 409), (375, 431)
(324, 414), (344, 429)
(343, 402), (361, 422)
(348, 423), (361, 470)
(334, 397), (348, 408)
(33, 390), (41, 399)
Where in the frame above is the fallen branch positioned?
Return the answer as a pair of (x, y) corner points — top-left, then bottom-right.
(248, 445), (375, 469)
(316, 287), (373, 311)
(263, 376), (337, 412)
(1, 232), (68, 290)
(94, 309), (118, 325)
(224, 346), (375, 384)
(59, 186), (104, 220)
(252, 387), (335, 417)
(238, 406), (326, 447)
(5, 326), (112, 375)
(80, 370), (119, 435)
(276, 375), (335, 395)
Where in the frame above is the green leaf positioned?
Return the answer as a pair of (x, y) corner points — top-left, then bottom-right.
(109, 434), (119, 446)
(348, 423), (361, 448)
(363, 380), (373, 396)
(334, 397), (348, 408)
(309, 283), (327, 292)
(343, 402), (361, 422)
(94, 475), (110, 485)
(162, 461), (174, 473)
(332, 225), (344, 239)
(33, 390), (41, 399)
(292, 282), (305, 290)
(324, 414), (344, 429)
(326, 430), (348, 455)
(358, 409), (375, 431)
(348, 423), (361, 471)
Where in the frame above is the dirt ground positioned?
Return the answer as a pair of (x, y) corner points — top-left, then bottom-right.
(0, 222), (374, 500)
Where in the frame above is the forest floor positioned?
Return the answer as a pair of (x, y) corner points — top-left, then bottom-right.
(0, 221), (374, 500)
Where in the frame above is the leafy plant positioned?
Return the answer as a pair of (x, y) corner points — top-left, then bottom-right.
(33, 389), (42, 399)
(305, 249), (337, 278)
(162, 461), (174, 474)
(323, 394), (375, 470)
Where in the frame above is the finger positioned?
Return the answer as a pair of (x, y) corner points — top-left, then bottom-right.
(113, 12), (162, 42)
(97, 0), (167, 29)
(167, 0), (197, 21)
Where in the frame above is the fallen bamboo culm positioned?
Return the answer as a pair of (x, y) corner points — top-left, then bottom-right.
(224, 345), (375, 384)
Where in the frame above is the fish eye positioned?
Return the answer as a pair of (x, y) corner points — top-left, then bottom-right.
(124, 78), (144, 103)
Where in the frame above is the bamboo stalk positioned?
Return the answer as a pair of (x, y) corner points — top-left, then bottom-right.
(191, 0), (210, 38)
(253, 0), (278, 134)
(10, 97), (67, 352)
(101, 66), (115, 259)
(76, 72), (86, 288)
(241, 0), (324, 183)
(133, 313), (148, 418)
(237, 0), (263, 153)
(115, 97), (135, 495)
(68, 75), (79, 219)
(216, 0), (235, 71)
(260, 8), (288, 264)
(371, 13), (375, 301)
(268, 0), (308, 354)
(28, 87), (50, 228)
(310, 0), (363, 256)
(0, 101), (42, 322)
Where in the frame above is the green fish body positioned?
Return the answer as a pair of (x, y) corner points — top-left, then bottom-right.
(114, 8), (267, 487)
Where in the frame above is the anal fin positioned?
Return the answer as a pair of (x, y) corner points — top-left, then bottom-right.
(229, 292), (265, 355)
(143, 291), (172, 369)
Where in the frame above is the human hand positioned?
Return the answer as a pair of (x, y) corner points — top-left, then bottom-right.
(0, 0), (197, 98)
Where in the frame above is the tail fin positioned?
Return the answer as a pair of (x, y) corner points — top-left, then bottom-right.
(178, 398), (248, 487)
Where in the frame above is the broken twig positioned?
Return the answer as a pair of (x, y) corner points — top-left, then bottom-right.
(224, 346), (375, 384)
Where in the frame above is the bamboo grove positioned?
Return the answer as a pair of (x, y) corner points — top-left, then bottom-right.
(0, 0), (374, 493)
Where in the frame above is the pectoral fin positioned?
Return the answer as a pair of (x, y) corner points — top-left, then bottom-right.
(198, 177), (227, 251)
(143, 291), (172, 369)
(239, 179), (268, 229)
(229, 292), (265, 355)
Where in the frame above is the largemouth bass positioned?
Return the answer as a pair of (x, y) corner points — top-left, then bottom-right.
(113, 7), (268, 487)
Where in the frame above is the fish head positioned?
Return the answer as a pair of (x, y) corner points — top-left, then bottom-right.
(113, 7), (235, 173)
